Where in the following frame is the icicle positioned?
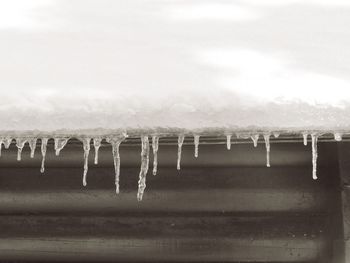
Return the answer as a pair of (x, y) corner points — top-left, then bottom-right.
(15, 138), (27, 161)
(194, 135), (200, 158)
(40, 138), (48, 173)
(311, 134), (318, 180)
(177, 134), (185, 170)
(80, 138), (91, 187)
(273, 132), (280, 138)
(251, 134), (259, 147)
(137, 135), (150, 201)
(334, 133), (342, 142)
(106, 134), (127, 194)
(54, 137), (69, 156)
(93, 138), (102, 165)
(0, 138), (3, 157)
(28, 138), (37, 158)
(303, 133), (308, 146)
(226, 135), (232, 150)
(263, 134), (271, 167)
(151, 135), (159, 176)
(3, 137), (12, 149)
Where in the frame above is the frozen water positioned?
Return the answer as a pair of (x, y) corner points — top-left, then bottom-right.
(28, 138), (37, 158)
(40, 138), (48, 173)
(177, 134), (185, 170)
(263, 134), (270, 167)
(311, 134), (318, 180)
(106, 134), (127, 194)
(334, 133), (343, 141)
(137, 135), (150, 201)
(194, 135), (200, 158)
(251, 134), (259, 147)
(93, 138), (102, 165)
(15, 138), (27, 161)
(80, 137), (91, 187)
(3, 138), (12, 149)
(303, 133), (308, 146)
(226, 135), (232, 150)
(152, 135), (159, 176)
(54, 138), (69, 156)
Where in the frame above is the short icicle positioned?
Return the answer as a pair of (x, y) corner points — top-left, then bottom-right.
(303, 133), (308, 146)
(93, 138), (102, 165)
(273, 132), (280, 138)
(177, 135), (185, 170)
(28, 138), (37, 158)
(54, 137), (69, 156)
(40, 138), (49, 173)
(106, 134), (127, 194)
(137, 135), (150, 201)
(226, 135), (232, 150)
(311, 134), (319, 180)
(3, 138), (12, 149)
(334, 133), (342, 142)
(152, 135), (159, 176)
(80, 138), (91, 187)
(263, 134), (271, 167)
(251, 134), (259, 147)
(194, 135), (200, 158)
(16, 138), (27, 161)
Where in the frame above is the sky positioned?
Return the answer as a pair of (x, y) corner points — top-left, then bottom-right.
(0, 0), (349, 130)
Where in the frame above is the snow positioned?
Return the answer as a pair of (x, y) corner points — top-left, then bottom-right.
(0, 0), (349, 134)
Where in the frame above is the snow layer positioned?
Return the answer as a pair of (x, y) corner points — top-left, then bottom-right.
(1, 0), (350, 133)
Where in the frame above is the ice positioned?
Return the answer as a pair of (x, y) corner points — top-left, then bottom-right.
(177, 134), (185, 170)
(152, 135), (159, 176)
(15, 138), (27, 161)
(334, 133), (342, 141)
(251, 134), (259, 147)
(137, 135), (150, 201)
(263, 134), (271, 167)
(28, 138), (37, 158)
(54, 137), (69, 156)
(40, 138), (49, 173)
(273, 132), (280, 138)
(194, 135), (200, 158)
(3, 138), (12, 149)
(80, 137), (91, 187)
(311, 134), (318, 180)
(303, 133), (308, 146)
(226, 135), (232, 150)
(106, 134), (127, 194)
(93, 138), (102, 165)
(0, 138), (3, 157)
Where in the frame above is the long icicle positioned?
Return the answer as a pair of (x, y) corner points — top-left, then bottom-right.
(28, 138), (37, 158)
(226, 135), (231, 150)
(16, 138), (27, 161)
(311, 134), (318, 180)
(263, 134), (271, 167)
(251, 134), (259, 147)
(303, 133), (308, 146)
(93, 138), (102, 165)
(194, 135), (200, 158)
(137, 135), (150, 201)
(106, 134), (127, 194)
(54, 137), (69, 156)
(80, 138), (91, 187)
(40, 138), (49, 173)
(152, 135), (159, 176)
(0, 138), (3, 157)
(177, 134), (185, 170)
